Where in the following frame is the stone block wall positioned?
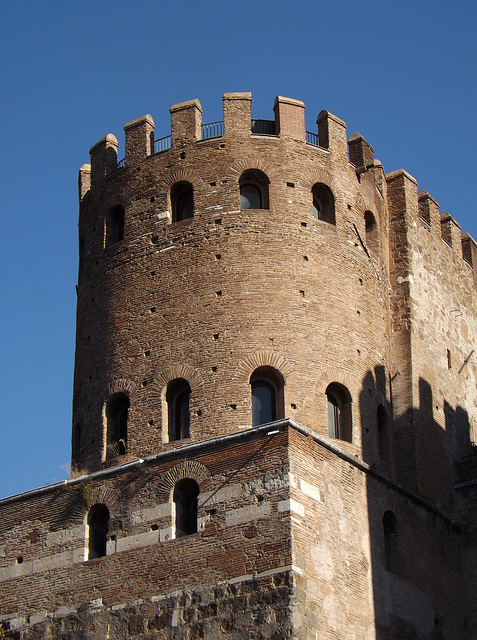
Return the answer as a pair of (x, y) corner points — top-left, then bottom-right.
(1, 421), (466, 639)
(0, 426), (296, 639)
(287, 427), (464, 639)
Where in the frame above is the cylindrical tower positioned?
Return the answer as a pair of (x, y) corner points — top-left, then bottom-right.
(73, 93), (390, 472)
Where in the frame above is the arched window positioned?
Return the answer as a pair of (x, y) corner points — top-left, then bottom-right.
(312, 183), (335, 224)
(105, 392), (129, 458)
(167, 378), (191, 441)
(239, 169), (270, 210)
(240, 184), (262, 209)
(383, 511), (401, 575)
(326, 383), (352, 442)
(364, 210), (378, 252)
(171, 182), (194, 222)
(250, 366), (284, 427)
(105, 205), (125, 246)
(173, 478), (199, 537)
(377, 405), (391, 463)
(87, 504), (109, 559)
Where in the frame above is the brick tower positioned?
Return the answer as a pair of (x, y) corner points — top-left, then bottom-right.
(73, 93), (391, 474)
(0, 93), (476, 639)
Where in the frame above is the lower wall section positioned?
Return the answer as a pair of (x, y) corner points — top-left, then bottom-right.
(0, 421), (468, 639)
(0, 572), (294, 640)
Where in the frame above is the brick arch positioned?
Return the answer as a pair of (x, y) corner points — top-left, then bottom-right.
(314, 369), (355, 400)
(156, 461), (212, 497)
(74, 484), (121, 519)
(353, 193), (380, 222)
(235, 351), (294, 384)
(354, 194), (367, 216)
(227, 157), (277, 184)
(297, 369), (355, 414)
(151, 364), (204, 399)
(299, 169), (346, 207)
(102, 198), (128, 215)
(96, 379), (137, 412)
(160, 168), (199, 190)
(370, 390), (391, 415)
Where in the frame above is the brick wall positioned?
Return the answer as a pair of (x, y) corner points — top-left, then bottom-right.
(74, 94), (391, 474)
(0, 422), (466, 639)
(3, 92), (477, 638)
(0, 426), (295, 638)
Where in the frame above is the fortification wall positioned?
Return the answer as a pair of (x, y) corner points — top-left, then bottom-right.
(0, 427), (295, 639)
(383, 169), (477, 508)
(288, 428), (464, 639)
(2, 421), (463, 639)
(410, 203), (477, 505)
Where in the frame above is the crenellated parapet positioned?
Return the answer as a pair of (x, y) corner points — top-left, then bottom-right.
(80, 92), (357, 197)
(88, 133), (118, 188)
(222, 92), (252, 137)
(79, 94), (477, 284)
(273, 95), (305, 139)
(348, 132), (374, 171)
(380, 166), (477, 292)
(123, 114), (155, 161)
(170, 99), (202, 146)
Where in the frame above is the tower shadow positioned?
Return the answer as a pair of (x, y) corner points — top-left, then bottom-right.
(359, 368), (474, 639)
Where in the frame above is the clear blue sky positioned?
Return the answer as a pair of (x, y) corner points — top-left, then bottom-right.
(1, 0), (476, 499)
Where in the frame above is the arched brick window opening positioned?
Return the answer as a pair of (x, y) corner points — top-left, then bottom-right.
(326, 383), (352, 442)
(87, 504), (109, 559)
(312, 183), (335, 224)
(171, 181), (194, 222)
(167, 378), (191, 441)
(173, 478), (199, 537)
(364, 210), (378, 252)
(105, 392), (129, 458)
(377, 405), (391, 463)
(105, 205), (125, 246)
(240, 169), (270, 210)
(250, 366), (284, 427)
(383, 511), (401, 575)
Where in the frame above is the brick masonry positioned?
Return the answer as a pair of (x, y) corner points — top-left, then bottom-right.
(1, 92), (476, 638)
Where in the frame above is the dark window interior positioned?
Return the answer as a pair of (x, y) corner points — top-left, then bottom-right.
(173, 478), (199, 537)
(167, 379), (191, 441)
(88, 504), (110, 559)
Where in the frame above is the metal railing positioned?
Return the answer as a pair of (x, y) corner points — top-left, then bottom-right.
(153, 135), (172, 154)
(201, 121), (224, 139)
(139, 126), (323, 160)
(306, 131), (319, 146)
(150, 121), (322, 153)
(251, 119), (276, 135)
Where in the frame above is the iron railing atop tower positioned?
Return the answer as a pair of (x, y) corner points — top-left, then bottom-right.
(201, 121), (224, 139)
(251, 119), (276, 135)
(151, 120), (320, 155)
(306, 131), (319, 146)
(153, 135), (172, 154)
